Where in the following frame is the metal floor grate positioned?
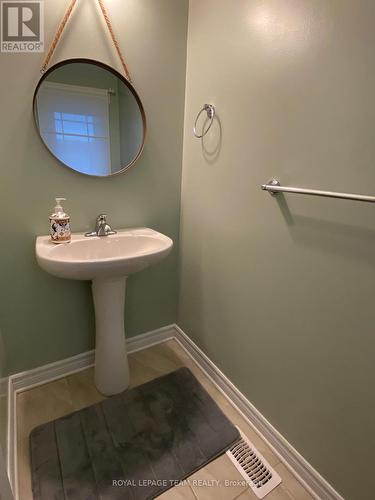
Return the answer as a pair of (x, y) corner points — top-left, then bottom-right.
(227, 427), (282, 498)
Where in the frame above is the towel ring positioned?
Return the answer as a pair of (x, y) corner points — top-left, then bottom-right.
(193, 104), (215, 138)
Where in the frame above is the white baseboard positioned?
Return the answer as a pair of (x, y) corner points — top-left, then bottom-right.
(7, 378), (15, 499)
(7, 323), (343, 500)
(9, 325), (175, 397)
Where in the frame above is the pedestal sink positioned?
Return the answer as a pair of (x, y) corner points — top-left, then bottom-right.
(36, 228), (173, 395)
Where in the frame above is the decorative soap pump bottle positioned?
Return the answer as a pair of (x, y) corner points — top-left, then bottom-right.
(49, 198), (71, 244)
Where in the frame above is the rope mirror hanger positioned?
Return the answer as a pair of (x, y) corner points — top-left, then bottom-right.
(40, 0), (132, 82)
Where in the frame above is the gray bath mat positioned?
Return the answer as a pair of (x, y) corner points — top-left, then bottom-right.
(30, 367), (240, 500)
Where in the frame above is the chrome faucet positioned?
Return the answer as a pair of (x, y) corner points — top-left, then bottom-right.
(85, 214), (117, 237)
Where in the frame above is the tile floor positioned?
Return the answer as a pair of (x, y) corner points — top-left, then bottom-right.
(17, 340), (314, 500)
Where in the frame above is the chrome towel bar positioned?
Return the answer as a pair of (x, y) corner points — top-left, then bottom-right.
(261, 178), (375, 204)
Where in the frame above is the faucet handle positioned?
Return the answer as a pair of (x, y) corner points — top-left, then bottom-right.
(85, 214), (116, 237)
(96, 214), (107, 223)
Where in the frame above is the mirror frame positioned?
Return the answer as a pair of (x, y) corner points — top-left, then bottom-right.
(33, 58), (147, 178)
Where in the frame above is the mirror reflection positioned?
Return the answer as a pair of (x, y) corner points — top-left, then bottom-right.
(33, 59), (146, 177)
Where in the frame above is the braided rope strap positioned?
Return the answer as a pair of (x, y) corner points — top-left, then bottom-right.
(41, 0), (77, 74)
(40, 0), (132, 82)
(97, 0), (132, 82)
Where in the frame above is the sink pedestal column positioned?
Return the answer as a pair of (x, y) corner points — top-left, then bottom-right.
(92, 276), (129, 395)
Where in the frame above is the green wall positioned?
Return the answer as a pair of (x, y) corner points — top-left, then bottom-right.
(2, 1), (374, 497)
(0, 0), (188, 374)
(179, 1), (375, 499)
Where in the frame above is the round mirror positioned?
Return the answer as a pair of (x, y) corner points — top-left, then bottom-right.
(33, 59), (146, 177)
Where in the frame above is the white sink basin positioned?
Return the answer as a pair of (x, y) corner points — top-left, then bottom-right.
(36, 228), (173, 280)
(35, 227), (173, 396)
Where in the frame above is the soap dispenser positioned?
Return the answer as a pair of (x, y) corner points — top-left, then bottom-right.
(49, 198), (71, 244)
